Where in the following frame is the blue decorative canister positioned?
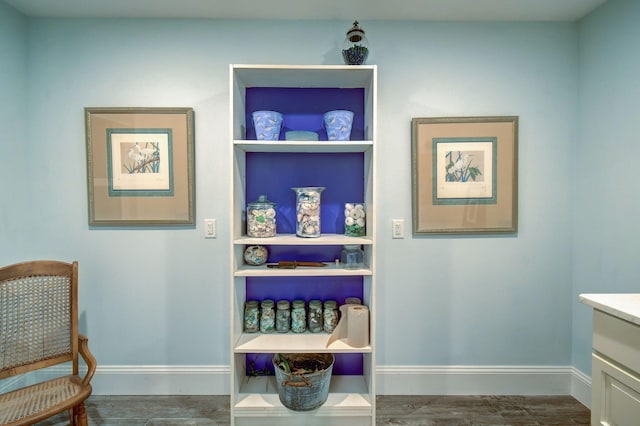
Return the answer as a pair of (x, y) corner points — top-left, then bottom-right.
(324, 110), (354, 141)
(252, 110), (283, 140)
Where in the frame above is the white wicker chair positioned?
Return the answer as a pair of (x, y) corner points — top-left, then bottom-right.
(0, 260), (96, 425)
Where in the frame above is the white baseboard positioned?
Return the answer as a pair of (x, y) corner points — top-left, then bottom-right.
(1, 364), (591, 407)
(377, 365), (576, 395)
(92, 365), (230, 395)
(570, 366), (592, 408)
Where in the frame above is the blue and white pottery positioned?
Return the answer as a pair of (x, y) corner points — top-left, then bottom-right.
(252, 110), (283, 140)
(323, 110), (354, 141)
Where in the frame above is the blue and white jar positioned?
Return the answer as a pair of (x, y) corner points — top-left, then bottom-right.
(324, 110), (354, 141)
(252, 110), (283, 140)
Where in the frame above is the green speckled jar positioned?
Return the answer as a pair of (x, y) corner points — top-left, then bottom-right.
(323, 300), (339, 333)
(308, 299), (323, 333)
(244, 300), (259, 333)
(276, 300), (291, 333)
(291, 299), (306, 333)
(260, 299), (275, 333)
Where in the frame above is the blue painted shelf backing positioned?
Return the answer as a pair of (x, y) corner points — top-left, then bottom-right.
(245, 87), (365, 141)
(247, 353), (363, 376)
(246, 152), (365, 236)
(242, 85), (368, 377)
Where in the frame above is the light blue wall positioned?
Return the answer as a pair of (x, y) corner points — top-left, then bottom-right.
(0, 2), (30, 259)
(374, 22), (577, 366)
(572, 0), (640, 375)
(3, 6), (595, 376)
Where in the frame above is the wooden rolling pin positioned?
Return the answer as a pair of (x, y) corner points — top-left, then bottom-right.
(266, 261), (327, 269)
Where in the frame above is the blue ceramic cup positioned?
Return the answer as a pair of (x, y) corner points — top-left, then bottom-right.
(252, 110), (283, 140)
(323, 110), (354, 141)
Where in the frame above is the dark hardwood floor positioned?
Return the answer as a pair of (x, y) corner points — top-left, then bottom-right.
(38, 395), (590, 425)
(376, 395), (590, 425)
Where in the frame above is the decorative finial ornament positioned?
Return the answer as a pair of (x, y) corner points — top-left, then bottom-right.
(342, 20), (369, 65)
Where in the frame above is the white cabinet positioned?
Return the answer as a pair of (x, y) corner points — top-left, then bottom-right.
(580, 294), (640, 426)
(229, 65), (377, 425)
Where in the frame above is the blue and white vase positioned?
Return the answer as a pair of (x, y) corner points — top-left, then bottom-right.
(252, 110), (283, 140)
(324, 110), (354, 141)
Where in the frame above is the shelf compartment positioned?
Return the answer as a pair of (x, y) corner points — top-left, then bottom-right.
(234, 333), (372, 353)
(245, 87), (366, 141)
(234, 375), (372, 418)
(244, 276), (365, 307)
(235, 243), (372, 276)
(232, 65), (376, 143)
(245, 152), (366, 236)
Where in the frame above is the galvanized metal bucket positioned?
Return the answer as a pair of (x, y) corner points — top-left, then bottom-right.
(273, 353), (334, 411)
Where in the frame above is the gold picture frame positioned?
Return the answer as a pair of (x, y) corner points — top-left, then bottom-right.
(85, 107), (195, 226)
(411, 116), (518, 235)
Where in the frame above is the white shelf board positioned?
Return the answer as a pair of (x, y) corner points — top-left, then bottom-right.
(232, 64), (376, 89)
(235, 375), (372, 417)
(234, 140), (373, 153)
(234, 333), (372, 354)
(234, 234), (372, 246)
(235, 262), (372, 277)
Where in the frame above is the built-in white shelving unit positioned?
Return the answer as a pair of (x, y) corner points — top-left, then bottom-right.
(229, 64), (377, 425)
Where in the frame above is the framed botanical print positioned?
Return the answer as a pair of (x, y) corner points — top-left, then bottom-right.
(85, 107), (195, 226)
(411, 116), (518, 235)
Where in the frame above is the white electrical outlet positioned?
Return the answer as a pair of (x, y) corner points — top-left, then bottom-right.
(204, 219), (216, 238)
(392, 219), (404, 239)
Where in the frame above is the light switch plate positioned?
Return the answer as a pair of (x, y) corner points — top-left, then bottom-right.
(392, 219), (404, 239)
(204, 219), (216, 238)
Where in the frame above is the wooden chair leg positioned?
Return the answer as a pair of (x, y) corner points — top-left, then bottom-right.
(73, 402), (88, 426)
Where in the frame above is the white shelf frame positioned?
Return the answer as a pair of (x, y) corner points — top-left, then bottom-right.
(229, 64), (377, 426)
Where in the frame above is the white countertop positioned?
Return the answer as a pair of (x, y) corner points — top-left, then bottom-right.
(580, 293), (640, 326)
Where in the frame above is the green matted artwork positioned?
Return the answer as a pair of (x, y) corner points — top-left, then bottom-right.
(411, 116), (518, 235)
(106, 128), (174, 197)
(85, 107), (195, 226)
